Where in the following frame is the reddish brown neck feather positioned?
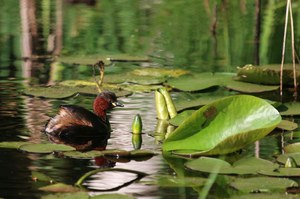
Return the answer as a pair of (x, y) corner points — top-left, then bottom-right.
(93, 97), (110, 120)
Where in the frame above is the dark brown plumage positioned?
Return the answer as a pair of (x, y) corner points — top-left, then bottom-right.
(45, 91), (123, 151)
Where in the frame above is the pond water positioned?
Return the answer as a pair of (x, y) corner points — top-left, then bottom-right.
(1, 1), (300, 199)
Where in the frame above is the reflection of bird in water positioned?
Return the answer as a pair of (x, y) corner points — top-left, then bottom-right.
(44, 91), (123, 151)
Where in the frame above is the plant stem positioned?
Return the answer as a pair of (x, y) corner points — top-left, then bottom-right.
(280, 0), (290, 98)
(93, 60), (105, 93)
(289, 0), (297, 97)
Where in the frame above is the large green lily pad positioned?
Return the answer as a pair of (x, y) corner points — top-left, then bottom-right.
(166, 72), (279, 93)
(185, 157), (279, 175)
(163, 95), (281, 156)
(19, 143), (75, 154)
(22, 84), (132, 99)
(230, 177), (297, 193)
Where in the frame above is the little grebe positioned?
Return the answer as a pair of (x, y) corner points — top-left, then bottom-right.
(45, 91), (123, 150)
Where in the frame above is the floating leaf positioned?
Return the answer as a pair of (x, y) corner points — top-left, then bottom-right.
(277, 120), (298, 131)
(280, 102), (300, 116)
(92, 194), (136, 199)
(31, 171), (55, 182)
(185, 157), (232, 174)
(63, 150), (104, 159)
(132, 68), (188, 78)
(230, 177), (297, 193)
(0, 141), (28, 149)
(39, 183), (81, 193)
(185, 157), (278, 175)
(230, 193), (300, 199)
(225, 80), (279, 93)
(19, 143), (75, 154)
(129, 150), (155, 158)
(22, 84), (132, 99)
(42, 192), (89, 199)
(145, 175), (206, 187)
(167, 72), (230, 91)
(284, 143), (300, 153)
(163, 95), (281, 156)
(167, 72), (278, 93)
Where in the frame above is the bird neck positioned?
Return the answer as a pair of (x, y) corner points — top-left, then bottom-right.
(93, 97), (110, 121)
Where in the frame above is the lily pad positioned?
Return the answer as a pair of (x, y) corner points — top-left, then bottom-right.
(167, 72), (279, 93)
(39, 183), (82, 193)
(230, 177), (298, 193)
(277, 120), (298, 131)
(92, 194), (136, 199)
(167, 72), (231, 91)
(0, 141), (28, 149)
(42, 192), (89, 199)
(31, 171), (55, 182)
(63, 150), (104, 159)
(146, 175), (206, 187)
(225, 81), (279, 93)
(280, 102), (300, 116)
(163, 95), (281, 156)
(185, 157), (278, 175)
(19, 143), (75, 154)
(284, 143), (300, 153)
(22, 84), (132, 99)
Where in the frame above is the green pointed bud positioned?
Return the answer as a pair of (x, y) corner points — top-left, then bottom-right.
(132, 114), (143, 134)
(285, 157), (297, 168)
(158, 87), (177, 119)
(155, 90), (169, 120)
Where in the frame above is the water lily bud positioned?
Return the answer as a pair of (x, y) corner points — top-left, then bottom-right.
(285, 157), (297, 168)
(158, 88), (177, 119)
(132, 134), (142, 150)
(155, 90), (169, 120)
(132, 114), (143, 134)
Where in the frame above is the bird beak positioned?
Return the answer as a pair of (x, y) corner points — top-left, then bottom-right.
(112, 101), (124, 107)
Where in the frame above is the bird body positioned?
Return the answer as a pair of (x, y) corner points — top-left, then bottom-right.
(45, 91), (123, 150)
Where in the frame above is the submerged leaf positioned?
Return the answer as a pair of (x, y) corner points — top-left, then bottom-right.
(163, 95), (281, 156)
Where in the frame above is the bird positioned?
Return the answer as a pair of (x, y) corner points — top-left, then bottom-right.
(44, 91), (123, 151)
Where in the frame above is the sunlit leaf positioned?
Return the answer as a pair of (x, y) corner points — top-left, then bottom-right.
(163, 95), (281, 156)
(0, 141), (28, 149)
(276, 120), (298, 131)
(19, 143), (75, 154)
(230, 177), (297, 193)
